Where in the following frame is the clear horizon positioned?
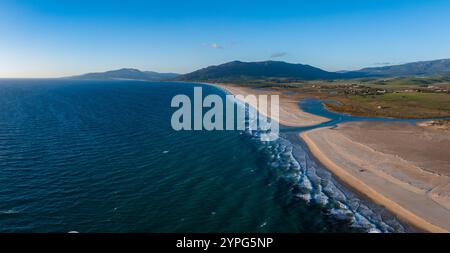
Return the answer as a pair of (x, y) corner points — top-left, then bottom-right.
(2, 0), (450, 78)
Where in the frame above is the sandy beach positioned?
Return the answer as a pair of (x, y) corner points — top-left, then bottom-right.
(214, 83), (450, 232)
(301, 122), (450, 232)
(214, 84), (329, 127)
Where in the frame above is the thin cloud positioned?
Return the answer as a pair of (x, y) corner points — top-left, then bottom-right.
(207, 43), (223, 49)
(373, 62), (392, 66)
(270, 52), (287, 58)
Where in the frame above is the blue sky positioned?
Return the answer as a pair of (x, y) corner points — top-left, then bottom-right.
(1, 0), (450, 77)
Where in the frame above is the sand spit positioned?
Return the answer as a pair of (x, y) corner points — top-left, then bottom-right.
(301, 122), (450, 232)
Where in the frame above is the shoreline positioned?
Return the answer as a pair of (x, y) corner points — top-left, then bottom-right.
(209, 83), (329, 127)
(210, 82), (450, 233)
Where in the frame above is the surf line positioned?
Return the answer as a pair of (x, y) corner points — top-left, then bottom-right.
(170, 87), (280, 141)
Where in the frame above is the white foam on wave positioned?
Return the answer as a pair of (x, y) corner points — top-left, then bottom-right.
(0, 209), (20, 215)
(245, 130), (406, 233)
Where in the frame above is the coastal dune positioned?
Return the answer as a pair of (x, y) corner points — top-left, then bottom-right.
(301, 122), (450, 232)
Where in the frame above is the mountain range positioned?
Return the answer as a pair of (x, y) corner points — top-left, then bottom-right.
(175, 60), (342, 81)
(348, 59), (450, 77)
(70, 58), (450, 82)
(70, 68), (179, 81)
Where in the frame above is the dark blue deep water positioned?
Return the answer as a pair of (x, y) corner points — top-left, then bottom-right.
(0, 79), (404, 232)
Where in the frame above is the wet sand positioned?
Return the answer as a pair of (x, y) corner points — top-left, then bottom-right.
(301, 122), (450, 232)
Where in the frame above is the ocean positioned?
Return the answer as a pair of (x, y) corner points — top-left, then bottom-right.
(0, 79), (406, 232)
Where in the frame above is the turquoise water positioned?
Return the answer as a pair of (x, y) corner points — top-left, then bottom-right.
(0, 79), (405, 232)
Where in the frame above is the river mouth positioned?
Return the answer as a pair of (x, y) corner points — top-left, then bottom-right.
(281, 98), (450, 133)
(215, 85), (415, 233)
